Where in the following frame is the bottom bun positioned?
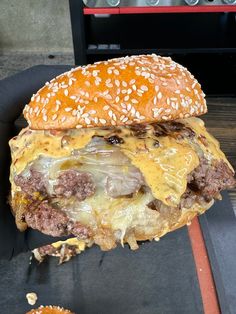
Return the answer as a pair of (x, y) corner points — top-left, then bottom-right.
(26, 305), (74, 314)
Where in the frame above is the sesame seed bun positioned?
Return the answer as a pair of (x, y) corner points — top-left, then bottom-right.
(24, 54), (207, 130)
(26, 305), (74, 314)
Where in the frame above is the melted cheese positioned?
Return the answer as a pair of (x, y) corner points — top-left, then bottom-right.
(51, 238), (86, 251)
(9, 129), (95, 174)
(121, 137), (199, 206)
(10, 117), (233, 213)
(183, 117), (233, 170)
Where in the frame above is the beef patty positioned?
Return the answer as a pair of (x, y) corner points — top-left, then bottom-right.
(13, 122), (235, 238)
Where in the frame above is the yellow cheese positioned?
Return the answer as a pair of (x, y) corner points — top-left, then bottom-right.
(51, 238), (86, 251)
(9, 117), (232, 211)
(121, 136), (199, 206)
(9, 129), (95, 174)
(183, 117), (233, 170)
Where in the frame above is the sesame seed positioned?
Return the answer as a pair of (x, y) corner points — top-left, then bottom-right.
(56, 100), (61, 105)
(127, 88), (132, 95)
(131, 107), (136, 116)
(121, 89), (127, 94)
(122, 117), (128, 122)
(103, 105), (109, 111)
(122, 81), (127, 87)
(141, 85), (148, 91)
(162, 116), (168, 120)
(43, 115), (48, 122)
(115, 80), (120, 87)
(65, 107), (72, 112)
(121, 103), (126, 109)
(82, 113), (89, 118)
(89, 110), (96, 114)
(131, 99), (138, 104)
(108, 110), (113, 118)
(153, 97), (157, 105)
(114, 69), (120, 75)
(155, 86), (159, 92)
(34, 106), (39, 113)
(64, 89), (69, 96)
(115, 96), (120, 103)
(157, 92), (162, 100)
(105, 94), (112, 100)
(122, 109), (128, 114)
(85, 117), (91, 124)
(94, 117), (98, 124)
(124, 95), (129, 101)
(127, 104), (131, 111)
(52, 114), (57, 120)
(92, 70), (99, 77)
(36, 95), (40, 102)
(68, 79), (73, 86)
(99, 119), (106, 124)
(94, 97), (98, 103)
(192, 82), (197, 88)
(136, 111), (141, 118)
(129, 79), (136, 85)
(132, 85), (137, 91)
(120, 115), (125, 121)
(137, 89), (144, 94)
(76, 124), (82, 128)
(70, 96), (76, 100)
(85, 81), (90, 87)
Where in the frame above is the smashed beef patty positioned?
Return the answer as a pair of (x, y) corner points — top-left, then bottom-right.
(11, 120), (235, 248)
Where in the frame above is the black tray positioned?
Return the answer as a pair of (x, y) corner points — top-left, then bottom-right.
(0, 66), (235, 314)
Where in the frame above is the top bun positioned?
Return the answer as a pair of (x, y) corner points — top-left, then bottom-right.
(26, 305), (74, 314)
(24, 54), (207, 130)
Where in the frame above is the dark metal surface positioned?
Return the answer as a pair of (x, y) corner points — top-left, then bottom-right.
(0, 228), (204, 314)
(200, 191), (236, 314)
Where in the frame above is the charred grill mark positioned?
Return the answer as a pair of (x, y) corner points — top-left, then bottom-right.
(106, 135), (124, 145)
(147, 200), (160, 212)
(198, 134), (208, 147)
(152, 124), (168, 137)
(129, 124), (147, 138)
(152, 121), (195, 139)
(153, 140), (160, 148)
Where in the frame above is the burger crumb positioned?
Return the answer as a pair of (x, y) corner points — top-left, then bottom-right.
(26, 292), (38, 306)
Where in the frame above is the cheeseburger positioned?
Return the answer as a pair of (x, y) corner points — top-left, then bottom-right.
(9, 54), (235, 256)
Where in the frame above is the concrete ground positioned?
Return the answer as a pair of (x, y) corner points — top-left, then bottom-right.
(0, 53), (74, 80)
